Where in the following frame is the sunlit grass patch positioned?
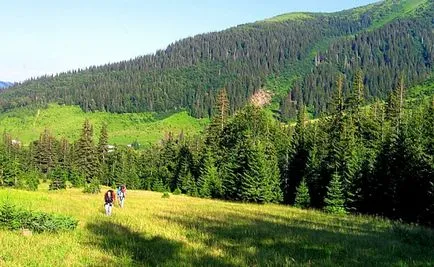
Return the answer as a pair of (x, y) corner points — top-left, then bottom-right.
(0, 187), (433, 266)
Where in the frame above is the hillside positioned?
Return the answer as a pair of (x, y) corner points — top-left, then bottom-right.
(0, 104), (208, 147)
(0, 0), (432, 120)
(1, 187), (434, 266)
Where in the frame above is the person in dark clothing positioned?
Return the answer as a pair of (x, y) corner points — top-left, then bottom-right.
(104, 189), (116, 216)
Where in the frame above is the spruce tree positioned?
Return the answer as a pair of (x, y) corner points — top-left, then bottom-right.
(294, 178), (310, 209)
(285, 103), (309, 204)
(75, 119), (100, 184)
(206, 87), (230, 154)
(97, 123), (110, 185)
(324, 172), (347, 215)
(152, 177), (165, 192)
(198, 150), (222, 198)
(97, 122), (109, 166)
(35, 129), (56, 174)
(48, 167), (67, 190)
(181, 172), (198, 197)
(263, 144), (283, 203)
(242, 140), (282, 203)
(212, 87), (230, 132)
(242, 141), (266, 203)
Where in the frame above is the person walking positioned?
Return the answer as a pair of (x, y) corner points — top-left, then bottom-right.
(117, 185), (127, 208)
(104, 189), (116, 216)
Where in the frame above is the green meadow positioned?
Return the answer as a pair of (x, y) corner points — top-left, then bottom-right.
(0, 104), (208, 147)
(1, 186), (433, 266)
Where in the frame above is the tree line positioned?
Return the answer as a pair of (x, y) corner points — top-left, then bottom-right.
(1, 75), (433, 226)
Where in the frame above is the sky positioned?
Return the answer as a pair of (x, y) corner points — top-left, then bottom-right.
(1, 0), (378, 82)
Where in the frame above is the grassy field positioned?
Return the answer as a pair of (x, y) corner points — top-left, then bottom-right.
(0, 104), (208, 147)
(1, 186), (433, 266)
(263, 12), (313, 23)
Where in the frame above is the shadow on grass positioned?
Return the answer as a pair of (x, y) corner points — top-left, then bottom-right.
(87, 222), (182, 266)
(86, 211), (434, 266)
(158, 211), (434, 266)
(86, 221), (232, 266)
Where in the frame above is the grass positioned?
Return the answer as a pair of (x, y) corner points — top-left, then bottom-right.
(1, 186), (433, 266)
(365, 0), (428, 31)
(263, 12), (314, 23)
(0, 104), (209, 147)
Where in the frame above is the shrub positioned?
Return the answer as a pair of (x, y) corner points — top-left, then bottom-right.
(173, 187), (182, 195)
(161, 192), (170, 198)
(69, 169), (86, 187)
(0, 203), (78, 233)
(152, 178), (165, 192)
(83, 178), (101, 194)
(17, 171), (40, 191)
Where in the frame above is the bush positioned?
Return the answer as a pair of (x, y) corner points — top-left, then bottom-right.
(162, 192), (170, 198)
(0, 203), (78, 233)
(17, 171), (40, 191)
(49, 180), (67, 190)
(173, 187), (182, 195)
(152, 178), (165, 192)
(83, 178), (101, 194)
(69, 169), (86, 187)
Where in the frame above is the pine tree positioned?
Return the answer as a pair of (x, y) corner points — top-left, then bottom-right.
(206, 87), (230, 150)
(2, 158), (21, 187)
(152, 177), (165, 192)
(349, 69), (364, 111)
(241, 140), (265, 202)
(294, 178), (310, 209)
(58, 137), (71, 170)
(285, 103), (309, 204)
(213, 87), (230, 131)
(386, 74), (405, 126)
(97, 122), (109, 163)
(49, 167), (67, 190)
(35, 129), (56, 174)
(181, 172), (198, 197)
(198, 150), (222, 198)
(220, 154), (239, 200)
(324, 172), (347, 214)
(75, 119), (100, 184)
(241, 140), (282, 203)
(263, 144), (283, 203)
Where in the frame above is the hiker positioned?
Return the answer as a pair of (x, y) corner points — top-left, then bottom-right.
(117, 184), (127, 208)
(104, 189), (116, 216)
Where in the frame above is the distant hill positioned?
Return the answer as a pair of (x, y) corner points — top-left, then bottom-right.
(0, 104), (208, 147)
(0, 81), (12, 89)
(0, 0), (432, 120)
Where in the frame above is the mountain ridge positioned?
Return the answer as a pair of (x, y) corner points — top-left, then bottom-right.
(0, 0), (432, 119)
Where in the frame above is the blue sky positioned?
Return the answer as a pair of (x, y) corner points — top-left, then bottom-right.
(1, 0), (378, 82)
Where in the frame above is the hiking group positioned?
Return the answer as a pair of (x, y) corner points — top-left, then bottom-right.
(104, 185), (127, 216)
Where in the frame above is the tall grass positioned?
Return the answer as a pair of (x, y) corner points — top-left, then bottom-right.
(0, 186), (433, 266)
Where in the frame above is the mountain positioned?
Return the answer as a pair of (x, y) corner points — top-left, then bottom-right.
(0, 0), (432, 119)
(0, 81), (12, 89)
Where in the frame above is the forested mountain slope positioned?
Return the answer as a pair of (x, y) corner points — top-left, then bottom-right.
(0, 0), (432, 119)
